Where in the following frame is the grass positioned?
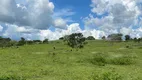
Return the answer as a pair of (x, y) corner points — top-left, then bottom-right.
(0, 40), (141, 80)
(0, 75), (26, 80)
(92, 71), (122, 80)
(91, 52), (135, 66)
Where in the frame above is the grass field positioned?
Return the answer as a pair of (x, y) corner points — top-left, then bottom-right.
(0, 40), (141, 80)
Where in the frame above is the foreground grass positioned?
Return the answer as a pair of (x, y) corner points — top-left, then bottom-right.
(0, 40), (141, 80)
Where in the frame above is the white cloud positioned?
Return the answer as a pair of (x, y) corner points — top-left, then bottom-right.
(0, 25), (3, 32)
(120, 27), (132, 35)
(53, 9), (75, 17)
(84, 0), (142, 38)
(2, 23), (106, 40)
(3, 24), (40, 40)
(39, 23), (106, 40)
(54, 18), (67, 29)
(0, 0), (68, 29)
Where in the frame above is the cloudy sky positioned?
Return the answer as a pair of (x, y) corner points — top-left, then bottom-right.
(0, 0), (142, 40)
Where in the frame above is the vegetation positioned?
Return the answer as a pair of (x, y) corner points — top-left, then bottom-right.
(63, 33), (86, 48)
(86, 36), (95, 40)
(0, 39), (141, 80)
(92, 71), (122, 80)
(107, 33), (123, 41)
(43, 39), (49, 44)
(125, 35), (131, 41)
(102, 36), (106, 40)
(0, 34), (142, 80)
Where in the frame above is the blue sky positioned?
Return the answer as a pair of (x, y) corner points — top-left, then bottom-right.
(51, 0), (91, 30)
(0, 0), (142, 40)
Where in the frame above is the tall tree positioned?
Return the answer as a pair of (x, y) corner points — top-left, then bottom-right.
(125, 35), (131, 41)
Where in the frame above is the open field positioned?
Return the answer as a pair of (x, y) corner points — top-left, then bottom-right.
(0, 40), (141, 80)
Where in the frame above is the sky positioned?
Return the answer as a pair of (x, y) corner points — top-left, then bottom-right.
(0, 0), (142, 40)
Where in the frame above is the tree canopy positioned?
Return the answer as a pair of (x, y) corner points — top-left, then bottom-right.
(64, 33), (86, 48)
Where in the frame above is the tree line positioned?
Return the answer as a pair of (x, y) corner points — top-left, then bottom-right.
(59, 33), (142, 48)
(0, 36), (49, 48)
(0, 33), (142, 48)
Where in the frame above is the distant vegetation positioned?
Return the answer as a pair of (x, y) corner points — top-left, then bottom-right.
(62, 33), (86, 48)
(0, 36), (49, 48)
(0, 33), (142, 48)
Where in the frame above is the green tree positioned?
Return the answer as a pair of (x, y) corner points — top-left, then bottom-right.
(107, 34), (123, 41)
(0, 37), (12, 47)
(17, 37), (26, 46)
(86, 36), (95, 40)
(59, 37), (64, 40)
(64, 33), (86, 48)
(43, 39), (48, 44)
(33, 40), (42, 44)
(134, 37), (137, 42)
(125, 35), (131, 41)
(102, 36), (106, 40)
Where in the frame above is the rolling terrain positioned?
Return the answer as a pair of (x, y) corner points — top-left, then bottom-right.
(0, 40), (141, 80)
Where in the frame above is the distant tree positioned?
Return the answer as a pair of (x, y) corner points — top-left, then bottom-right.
(137, 38), (141, 43)
(125, 35), (131, 41)
(134, 37), (137, 42)
(86, 36), (95, 40)
(102, 36), (106, 40)
(0, 37), (12, 47)
(43, 39), (48, 44)
(33, 40), (42, 44)
(10, 40), (18, 46)
(59, 37), (64, 40)
(107, 34), (123, 41)
(64, 33), (86, 48)
(26, 40), (34, 45)
(17, 37), (26, 46)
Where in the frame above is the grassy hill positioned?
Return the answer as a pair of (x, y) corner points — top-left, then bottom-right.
(0, 40), (141, 80)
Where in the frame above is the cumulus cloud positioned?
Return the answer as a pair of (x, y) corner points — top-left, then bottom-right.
(39, 23), (106, 40)
(2, 23), (106, 40)
(54, 18), (67, 29)
(84, 0), (142, 35)
(0, 0), (68, 29)
(1, 0), (142, 40)
(3, 24), (40, 40)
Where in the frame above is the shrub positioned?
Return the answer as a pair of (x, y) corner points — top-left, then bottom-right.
(91, 53), (134, 66)
(109, 56), (134, 65)
(91, 53), (107, 66)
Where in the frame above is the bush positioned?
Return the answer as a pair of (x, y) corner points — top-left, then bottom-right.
(91, 53), (134, 66)
(109, 56), (134, 65)
(91, 53), (107, 66)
